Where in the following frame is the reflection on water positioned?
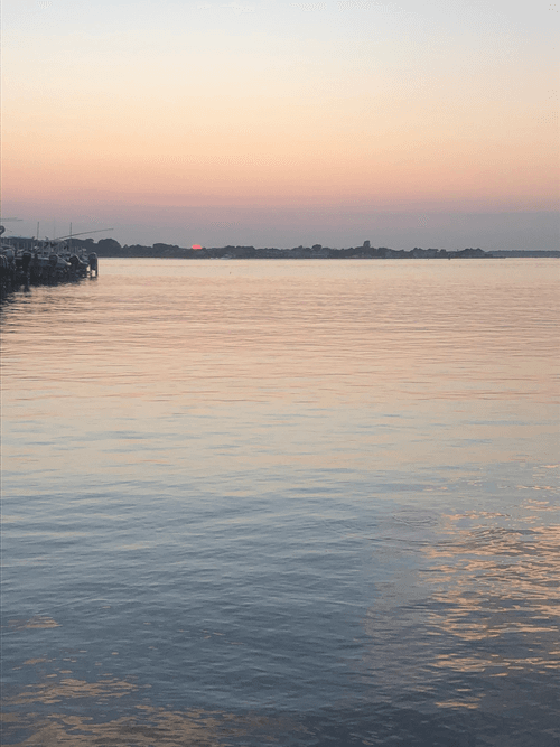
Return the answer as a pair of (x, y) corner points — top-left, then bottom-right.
(3, 697), (303, 747)
(363, 498), (559, 699)
(2, 260), (558, 745)
(7, 617), (61, 631)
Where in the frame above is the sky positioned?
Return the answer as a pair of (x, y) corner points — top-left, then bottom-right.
(2, 0), (559, 249)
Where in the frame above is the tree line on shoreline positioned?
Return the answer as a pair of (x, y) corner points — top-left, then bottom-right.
(70, 238), (559, 259)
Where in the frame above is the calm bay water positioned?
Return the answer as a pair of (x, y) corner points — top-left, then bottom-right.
(2, 259), (559, 746)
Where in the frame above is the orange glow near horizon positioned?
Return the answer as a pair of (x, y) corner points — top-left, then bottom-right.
(2, 1), (558, 246)
(3, 81), (558, 214)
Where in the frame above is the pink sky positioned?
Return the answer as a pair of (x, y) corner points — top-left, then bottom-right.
(2, 0), (558, 248)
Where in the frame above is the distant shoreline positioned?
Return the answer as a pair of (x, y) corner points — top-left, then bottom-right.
(95, 250), (559, 260)
(78, 242), (560, 260)
(70, 243), (560, 260)
(5, 234), (559, 260)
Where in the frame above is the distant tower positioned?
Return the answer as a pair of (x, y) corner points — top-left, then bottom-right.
(363, 240), (371, 249)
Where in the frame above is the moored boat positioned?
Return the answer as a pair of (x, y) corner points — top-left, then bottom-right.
(0, 225), (100, 294)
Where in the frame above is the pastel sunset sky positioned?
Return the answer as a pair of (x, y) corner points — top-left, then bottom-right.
(2, 0), (559, 249)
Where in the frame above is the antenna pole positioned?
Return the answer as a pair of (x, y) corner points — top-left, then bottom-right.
(54, 228), (114, 240)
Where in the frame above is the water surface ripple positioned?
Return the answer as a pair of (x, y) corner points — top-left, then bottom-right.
(2, 260), (559, 745)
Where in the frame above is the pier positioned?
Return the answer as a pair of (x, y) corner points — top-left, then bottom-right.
(1, 227), (98, 299)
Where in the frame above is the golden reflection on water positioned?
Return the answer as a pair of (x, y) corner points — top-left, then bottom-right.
(7, 617), (60, 631)
(3, 689), (302, 747)
(3, 261), (558, 487)
(363, 495), (560, 711)
(3, 617), (303, 745)
(3, 260), (559, 412)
